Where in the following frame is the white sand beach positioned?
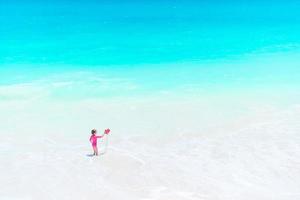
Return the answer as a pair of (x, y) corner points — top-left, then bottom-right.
(0, 96), (300, 200)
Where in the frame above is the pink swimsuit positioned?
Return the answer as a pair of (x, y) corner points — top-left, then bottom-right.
(90, 135), (102, 147)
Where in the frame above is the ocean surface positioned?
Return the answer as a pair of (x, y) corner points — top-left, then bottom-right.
(1, 0), (300, 63)
(1, 1), (300, 95)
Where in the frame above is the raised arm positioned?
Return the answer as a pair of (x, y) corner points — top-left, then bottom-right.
(96, 134), (104, 138)
(95, 129), (110, 138)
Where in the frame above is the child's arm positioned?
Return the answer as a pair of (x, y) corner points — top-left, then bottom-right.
(96, 129), (109, 138)
(96, 134), (104, 138)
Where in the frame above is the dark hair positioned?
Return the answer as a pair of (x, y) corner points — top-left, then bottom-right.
(91, 129), (97, 134)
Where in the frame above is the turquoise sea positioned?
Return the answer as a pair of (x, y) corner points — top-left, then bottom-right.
(1, 0), (300, 100)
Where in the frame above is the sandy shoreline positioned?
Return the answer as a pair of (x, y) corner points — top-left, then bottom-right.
(1, 103), (300, 200)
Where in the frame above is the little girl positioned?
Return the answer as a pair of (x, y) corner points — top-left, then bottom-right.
(89, 129), (110, 156)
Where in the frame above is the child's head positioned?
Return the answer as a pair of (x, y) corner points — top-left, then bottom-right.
(91, 129), (97, 135)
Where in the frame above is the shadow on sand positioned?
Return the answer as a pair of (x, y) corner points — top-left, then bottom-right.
(86, 153), (105, 157)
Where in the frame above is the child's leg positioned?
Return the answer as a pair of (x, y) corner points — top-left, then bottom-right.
(95, 146), (99, 156)
(93, 146), (97, 155)
(93, 146), (99, 156)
